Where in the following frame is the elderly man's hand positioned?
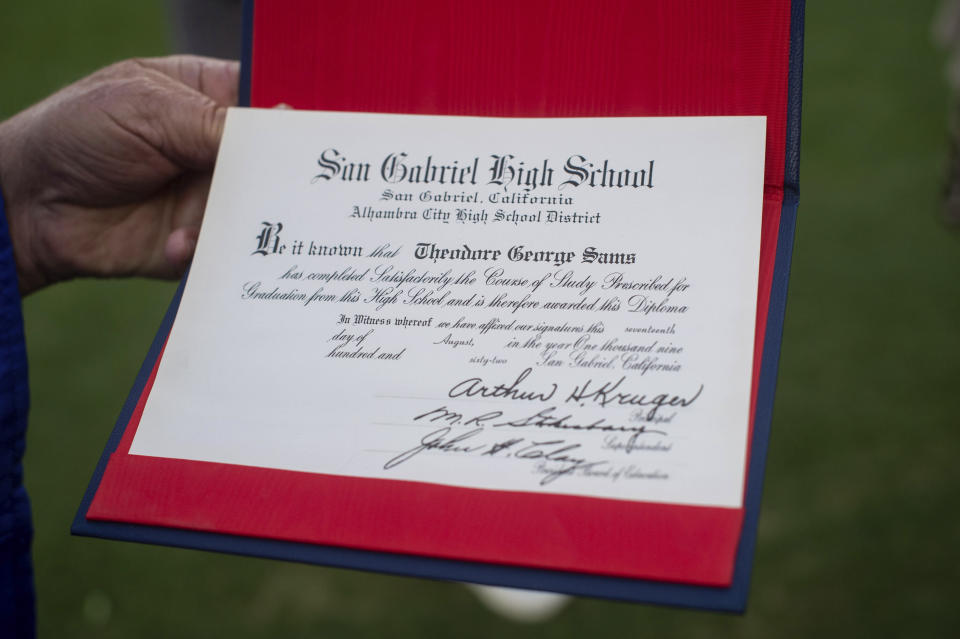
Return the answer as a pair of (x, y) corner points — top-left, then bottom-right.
(0, 55), (238, 294)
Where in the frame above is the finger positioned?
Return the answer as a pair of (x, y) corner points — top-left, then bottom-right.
(134, 55), (239, 106)
(154, 174), (210, 278)
(164, 226), (200, 272)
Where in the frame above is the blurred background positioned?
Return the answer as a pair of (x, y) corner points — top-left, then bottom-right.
(2, 1), (959, 637)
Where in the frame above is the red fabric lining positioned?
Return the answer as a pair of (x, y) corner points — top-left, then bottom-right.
(87, 0), (791, 586)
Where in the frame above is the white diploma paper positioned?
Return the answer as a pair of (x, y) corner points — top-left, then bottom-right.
(130, 109), (765, 509)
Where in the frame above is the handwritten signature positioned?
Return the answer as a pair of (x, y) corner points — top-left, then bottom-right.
(413, 404), (668, 436)
(383, 426), (609, 486)
(446, 368), (702, 422)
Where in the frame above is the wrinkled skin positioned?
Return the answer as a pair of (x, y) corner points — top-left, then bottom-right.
(0, 55), (239, 294)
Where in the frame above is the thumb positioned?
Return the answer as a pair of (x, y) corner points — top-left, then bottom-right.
(139, 74), (231, 171)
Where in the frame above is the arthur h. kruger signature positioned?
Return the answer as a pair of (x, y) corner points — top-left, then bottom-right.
(445, 368), (704, 422)
(383, 426), (609, 485)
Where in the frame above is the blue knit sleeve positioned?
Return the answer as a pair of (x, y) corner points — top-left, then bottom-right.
(0, 187), (36, 638)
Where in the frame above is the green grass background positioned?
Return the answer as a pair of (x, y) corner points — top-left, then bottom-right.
(2, 1), (959, 637)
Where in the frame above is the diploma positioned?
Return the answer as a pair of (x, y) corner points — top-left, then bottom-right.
(73, 0), (806, 612)
(129, 109), (764, 511)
